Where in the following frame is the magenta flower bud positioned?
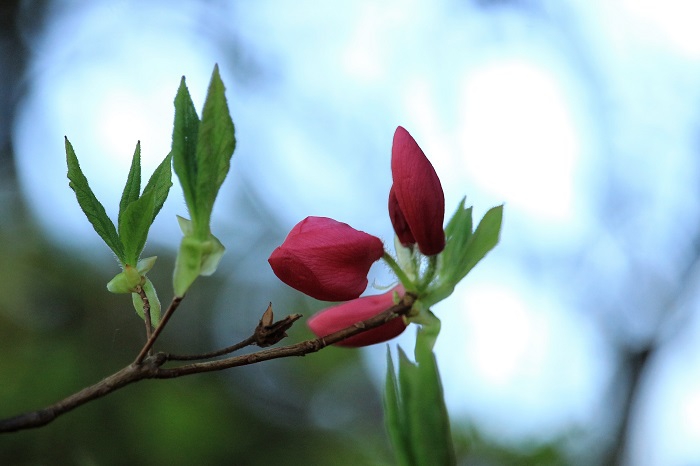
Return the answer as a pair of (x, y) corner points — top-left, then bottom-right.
(388, 186), (415, 246)
(307, 285), (407, 347)
(268, 216), (384, 301)
(390, 126), (445, 255)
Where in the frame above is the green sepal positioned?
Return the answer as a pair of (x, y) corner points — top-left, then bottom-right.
(65, 137), (125, 262)
(131, 277), (161, 326)
(106, 264), (143, 294)
(137, 256), (157, 275)
(199, 234), (225, 276)
(176, 215), (194, 235)
(172, 232), (225, 297)
(394, 235), (418, 283)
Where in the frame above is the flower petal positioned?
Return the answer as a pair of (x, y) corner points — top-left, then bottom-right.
(307, 285), (407, 347)
(388, 185), (415, 247)
(268, 217), (384, 301)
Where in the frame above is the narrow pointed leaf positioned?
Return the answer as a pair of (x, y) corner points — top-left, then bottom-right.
(142, 152), (173, 223)
(118, 189), (156, 265)
(119, 142), (142, 223)
(397, 347), (422, 465)
(172, 76), (200, 220)
(455, 204), (503, 283)
(194, 64), (236, 236)
(411, 328), (456, 465)
(426, 201), (501, 307)
(441, 198), (473, 278)
(444, 197), (473, 249)
(65, 137), (124, 262)
(384, 348), (414, 466)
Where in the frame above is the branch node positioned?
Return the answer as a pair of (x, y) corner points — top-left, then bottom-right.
(253, 303), (302, 347)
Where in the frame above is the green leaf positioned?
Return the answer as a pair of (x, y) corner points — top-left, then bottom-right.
(118, 189), (156, 265)
(172, 76), (200, 222)
(444, 197), (473, 254)
(411, 328), (455, 466)
(455, 204), (503, 283)
(142, 152), (173, 223)
(424, 201), (502, 307)
(65, 137), (125, 262)
(384, 348), (414, 466)
(387, 334), (456, 466)
(119, 142), (142, 224)
(397, 348), (420, 464)
(194, 64), (236, 237)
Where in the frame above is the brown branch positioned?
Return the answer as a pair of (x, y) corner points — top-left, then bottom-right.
(0, 294), (414, 433)
(0, 356), (165, 432)
(165, 335), (257, 361)
(156, 298), (412, 378)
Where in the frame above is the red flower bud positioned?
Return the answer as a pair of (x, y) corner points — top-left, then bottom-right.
(268, 216), (384, 301)
(390, 126), (445, 255)
(307, 285), (407, 347)
(388, 186), (415, 246)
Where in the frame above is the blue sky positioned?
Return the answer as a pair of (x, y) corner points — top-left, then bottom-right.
(13, 1), (700, 463)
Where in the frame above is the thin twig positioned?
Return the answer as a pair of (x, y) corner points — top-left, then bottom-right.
(134, 296), (183, 364)
(0, 294), (414, 433)
(136, 286), (152, 341)
(166, 336), (256, 361)
(162, 303), (302, 361)
(156, 299), (411, 378)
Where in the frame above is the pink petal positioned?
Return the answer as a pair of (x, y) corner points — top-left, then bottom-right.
(269, 217), (384, 301)
(388, 185), (416, 247)
(307, 285), (407, 347)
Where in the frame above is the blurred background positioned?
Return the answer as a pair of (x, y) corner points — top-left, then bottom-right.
(2, 0), (700, 464)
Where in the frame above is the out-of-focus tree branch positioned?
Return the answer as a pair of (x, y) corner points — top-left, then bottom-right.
(0, 294), (414, 433)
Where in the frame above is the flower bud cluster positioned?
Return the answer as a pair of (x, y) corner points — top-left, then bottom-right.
(268, 127), (445, 346)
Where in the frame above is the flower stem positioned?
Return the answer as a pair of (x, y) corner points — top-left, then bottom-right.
(382, 252), (415, 291)
(419, 255), (439, 291)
